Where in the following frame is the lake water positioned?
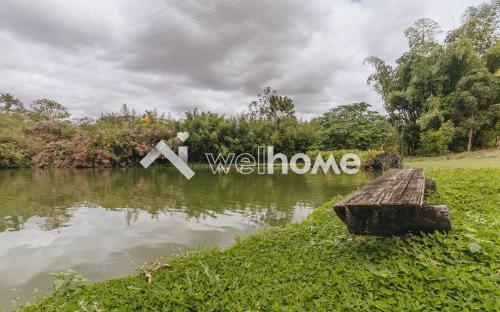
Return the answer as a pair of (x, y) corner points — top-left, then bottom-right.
(0, 167), (378, 310)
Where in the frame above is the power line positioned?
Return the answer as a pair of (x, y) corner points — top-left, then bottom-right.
(15, 0), (190, 78)
(9, 0), (249, 91)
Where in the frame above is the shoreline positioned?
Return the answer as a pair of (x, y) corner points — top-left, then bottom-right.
(22, 166), (499, 311)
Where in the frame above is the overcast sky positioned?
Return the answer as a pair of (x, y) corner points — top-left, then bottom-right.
(0, 0), (484, 119)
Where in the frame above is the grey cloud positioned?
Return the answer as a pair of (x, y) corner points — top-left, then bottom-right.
(0, 0), (482, 119)
(0, 0), (116, 49)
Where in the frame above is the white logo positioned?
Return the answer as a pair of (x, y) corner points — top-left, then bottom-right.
(140, 132), (195, 180)
(141, 132), (361, 178)
(176, 132), (189, 142)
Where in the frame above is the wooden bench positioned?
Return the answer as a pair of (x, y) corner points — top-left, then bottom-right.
(334, 169), (451, 236)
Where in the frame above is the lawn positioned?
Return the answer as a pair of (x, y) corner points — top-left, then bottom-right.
(24, 155), (500, 311)
(404, 148), (500, 169)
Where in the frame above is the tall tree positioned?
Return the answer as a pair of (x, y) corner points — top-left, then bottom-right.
(484, 40), (500, 74)
(316, 102), (394, 150)
(446, 0), (500, 55)
(448, 69), (496, 151)
(366, 18), (444, 154)
(439, 39), (484, 95)
(404, 18), (442, 56)
(248, 87), (296, 123)
(367, 2), (500, 154)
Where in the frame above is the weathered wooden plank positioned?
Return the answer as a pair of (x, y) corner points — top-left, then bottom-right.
(333, 168), (451, 236)
(341, 169), (424, 206)
(379, 169), (415, 205)
(398, 168), (425, 205)
(338, 170), (400, 206)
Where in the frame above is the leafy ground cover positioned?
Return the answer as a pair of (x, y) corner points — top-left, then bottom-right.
(404, 148), (500, 169)
(24, 164), (499, 311)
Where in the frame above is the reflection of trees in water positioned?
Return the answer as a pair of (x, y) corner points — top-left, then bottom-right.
(237, 204), (306, 227)
(0, 168), (377, 232)
(0, 169), (80, 232)
(2, 207), (72, 232)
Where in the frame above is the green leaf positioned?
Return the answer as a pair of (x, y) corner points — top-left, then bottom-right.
(365, 263), (391, 278)
(53, 279), (65, 291)
(467, 242), (482, 253)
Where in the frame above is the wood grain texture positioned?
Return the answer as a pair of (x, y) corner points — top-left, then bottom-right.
(334, 169), (451, 236)
(337, 169), (425, 206)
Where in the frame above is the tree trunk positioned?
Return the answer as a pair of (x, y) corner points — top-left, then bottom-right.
(467, 113), (475, 152)
(467, 127), (473, 152)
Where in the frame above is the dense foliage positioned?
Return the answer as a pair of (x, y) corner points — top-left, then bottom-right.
(313, 102), (396, 150)
(24, 167), (499, 311)
(366, 0), (500, 155)
(0, 90), (394, 168)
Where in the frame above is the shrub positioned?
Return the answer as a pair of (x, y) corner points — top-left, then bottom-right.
(307, 149), (401, 170)
(419, 121), (456, 156)
(25, 121), (76, 142)
(51, 269), (88, 296)
(31, 140), (75, 168)
(370, 151), (401, 169)
(0, 142), (30, 168)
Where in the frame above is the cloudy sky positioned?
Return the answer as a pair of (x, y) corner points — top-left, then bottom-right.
(0, 0), (484, 119)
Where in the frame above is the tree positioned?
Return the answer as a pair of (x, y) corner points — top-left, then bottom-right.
(182, 109), (231, 162)
(419, 120), (456, 155)
(30, 99), (70, 121)
(366, 35), (442, 153)
(365, 56), (394, 101)
(439, 39), (483, 95)
(366, 18), (447, 155)
(404, 18), (442, 56)
(248, 87), (296, 123)
(316, 102), (395, 150)
(484, 40), (500, 74)
(446, 0), (500, 55)
(448, 69), (496, 151)
(0, 93), (25, 114)
(367, 2), (500, 155)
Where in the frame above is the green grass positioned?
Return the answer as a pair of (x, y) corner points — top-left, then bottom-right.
(404, 148), (500, 169)
(24, 167), (500, 311)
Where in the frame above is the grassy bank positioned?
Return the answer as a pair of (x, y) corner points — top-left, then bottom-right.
(404, 148), (500, 169)
(24, 164), (499, 311)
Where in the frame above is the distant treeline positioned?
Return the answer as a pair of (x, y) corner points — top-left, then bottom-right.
(0, 1), (498, 168)
(0, 89), (395, 168)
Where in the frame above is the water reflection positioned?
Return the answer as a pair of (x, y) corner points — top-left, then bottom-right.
(0, 167), (376, 232)
(0, 167), (378, 310)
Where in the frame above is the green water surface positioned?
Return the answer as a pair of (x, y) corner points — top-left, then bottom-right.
(0, 167), (378, 310)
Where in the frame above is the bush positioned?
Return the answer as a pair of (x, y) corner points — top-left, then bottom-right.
(31, 140), (75, 168)
(307, 149), (401, 170)
(475, 121), (499, 148)
(0, 142), (29, 168)
(315, 102), (396, 151)
(370, 151), (401, 169)
(419, 121), (455, 156)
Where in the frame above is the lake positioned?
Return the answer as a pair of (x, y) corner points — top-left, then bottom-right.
(0, 167), (378, 310)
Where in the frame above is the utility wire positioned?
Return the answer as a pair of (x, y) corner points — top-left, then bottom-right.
(9, 0), (249, 91)
(14, 0), (189, 79)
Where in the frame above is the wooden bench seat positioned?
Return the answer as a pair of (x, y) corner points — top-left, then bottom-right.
(334, 169), (451, 236)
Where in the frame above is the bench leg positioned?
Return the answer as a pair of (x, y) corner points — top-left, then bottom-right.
(414, 205), (452, 234)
